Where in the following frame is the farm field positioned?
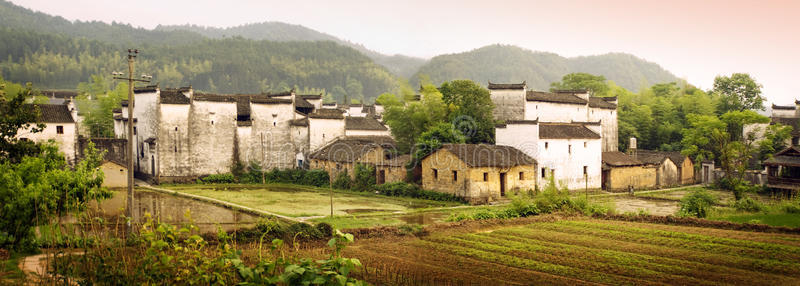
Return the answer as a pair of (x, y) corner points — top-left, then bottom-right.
(344, 218), (800, 285)
(163, 184), (463, 218)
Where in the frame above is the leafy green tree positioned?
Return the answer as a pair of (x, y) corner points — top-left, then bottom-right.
(714, 73), (765, 113)
(412, 122), (466, 165)
(352, 163), (376, 192)
(382, 84), (448, 153)
(550, 73), (610, 97)
(78, 77), (128, 138)
(757, 123), (793, 163)
(681, 114), (727, 164)
(438, 80), (495, 144)
(720, 110), (770, 141)
(0, 82), (43, 163)
(345, 77), (364, 104)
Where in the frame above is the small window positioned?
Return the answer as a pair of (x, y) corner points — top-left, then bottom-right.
(541, 168), (546, 178)
(583, 166), (588, 175)
(544, 142), (548, 149)
(452, 170), (458, 182)
(175, 127), (178, 131)
(536, 105), (538, 110)
(56, 125), (64, 134)
(433, 169), (438, 179)
(568, 145), (571, 154)
(273, 121), (277, 127)
(211, 120), (214, 125)
(519, 172), (524, 180)
(483, 172), (488, 181)
(119, 169), (123, 172)
(134, 127), (137, 135)
(584, 142), (587, 148)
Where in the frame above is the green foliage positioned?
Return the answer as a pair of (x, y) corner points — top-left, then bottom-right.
(373, 182), (466, 202)
(678, 189), (717, 218)
(199, 173), (235, 184)
(438, 80), (495, 144)
(550, 73), (610, 96)
(331, 170), (353, 190)
(714, 73), (765, 113)
(302, 169), (331, 188)
(0, 81), (43, 163)
(76, 75), (129, 137)
(352, 163), (376, 192)
(732, 196), (766, 213)
(382, 83), (448, 153)
(412, 122), (466, 168)
(0, 142), (110, 250)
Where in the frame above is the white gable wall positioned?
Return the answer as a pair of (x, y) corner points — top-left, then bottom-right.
(309, 118), (345, 151)
(525, 101), (588, 122)
(537, 138), (602, 190)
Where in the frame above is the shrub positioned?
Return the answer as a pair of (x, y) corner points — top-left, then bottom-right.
(373, 182), (466, 202)
(301, 169), (330, 187)
(287, 222), (323, 240)
(398, 224), (426, 236)
(678, 189), (717, 218)
(331, 171), (352, 190)
(352, 163), (376, 192)
(315, 222), (334, 238)
(783, 204), (800, 214)
(732, 196), (766, 212)
(200, 173), (236, 184)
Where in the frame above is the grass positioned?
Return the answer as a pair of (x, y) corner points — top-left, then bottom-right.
(710, 213), (800, 227)
(0, 252), (25, 285)
(345, 218), (800, 285)
(162, 183), (463, 218)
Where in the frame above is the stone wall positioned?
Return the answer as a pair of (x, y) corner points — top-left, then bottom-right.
(655, 159), (679, 188)
(490, 89), (526, 121)
(189, 100), (237, 175)
(158, 104), (191, 178)
(248, 102), (297, 170)
(606, 166), (657, 191)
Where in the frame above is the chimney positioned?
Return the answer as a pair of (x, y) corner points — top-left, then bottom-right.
(628, 137), (637, 156)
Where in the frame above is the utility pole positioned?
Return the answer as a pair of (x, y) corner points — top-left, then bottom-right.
(112, 49), (151, 236)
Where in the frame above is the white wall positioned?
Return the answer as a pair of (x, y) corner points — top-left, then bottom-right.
(249, 102), (298, 170)
(158, 104), (191, 177)
(189, 100), (237, 175)
(537, 138), (602, 190)
(345, 129), (390, 137)
(309, 118), (345, 151)
(525, 101), (588, 122)
(588, 107), (619, 152)
(17, 123), (76, 163)
(772, 108), (796, 118)
(490, 89), (526, 121)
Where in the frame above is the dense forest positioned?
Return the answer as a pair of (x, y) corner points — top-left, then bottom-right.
(413, 45), (678, 92)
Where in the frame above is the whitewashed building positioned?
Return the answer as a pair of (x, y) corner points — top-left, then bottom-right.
(18, 103), (78, 164)
(490, 81), (614, 190)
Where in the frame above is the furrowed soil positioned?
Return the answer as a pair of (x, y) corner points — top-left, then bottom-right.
(338, 216), (800, 285)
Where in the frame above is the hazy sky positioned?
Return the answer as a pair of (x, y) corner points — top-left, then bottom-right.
(9, 0), (800, 104)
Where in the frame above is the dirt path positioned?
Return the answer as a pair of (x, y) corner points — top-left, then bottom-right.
(19, 251), (82, 285)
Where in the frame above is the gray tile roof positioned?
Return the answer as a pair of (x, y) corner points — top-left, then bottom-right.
(488, 81), (526, 90)
(526, 91), (587, 105)
(434, 144), (536, 168)
(309, 136), (396, 162)
(589, 97), (617, 109)
(345, 116), (387, 131)
(26, 104), (74, 123)
(160, 87), (191, 104)
(602, 151), (644, 167)
(309, 108), (345, 119)
(539, 123), (600, 139)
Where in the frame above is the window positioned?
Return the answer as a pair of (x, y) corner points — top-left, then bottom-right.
(273, 121), (277, 127)
(56, 125), (64, 134)
(336, 164), (341, 170)
(544, 142), (548, 149)
(584, 142), (587, 148)
(568, 145), (572, 154)
(433, 169), (438, 179)
(175, 127), (178, 131)
(519, 172), (524, 180)
(452, 171), (458, 182)
(536, 105), (538, 110)
(298, 160), (303, 168)
(211, 120), (214, 125)
(541, 168), (546, 178)
(483, 172), (488, 181)
(583, 166), (588, 175)
(133, 127), (137, 135)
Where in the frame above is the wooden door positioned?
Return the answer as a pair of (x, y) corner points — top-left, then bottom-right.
(500, 173), (506, 196)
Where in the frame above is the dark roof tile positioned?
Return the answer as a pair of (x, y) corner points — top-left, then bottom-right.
(160, 87), (191, 104)
(772, 104), (796, 110)
(488, 81), (526, 90)
(290, 118), (308, 126)
(309, 108), (345, 119)
(539, 123), (600, 139)
(345, 116), (387, 131)
(193, 93), (237, 102)
(435, 144), (536, 168)
(602, 151), (643, 167)
(26, 104), (74, 123)
(526, 91), (587, 105)
(589, 97), (617, 109)
(309, 136), (396, 162)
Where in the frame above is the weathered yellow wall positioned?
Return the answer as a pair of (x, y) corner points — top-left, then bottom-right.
(311, 159), (354, 181)
(101, 161), (128, 188)
(679, 158), (695, 185)
(422, 149), (536, 204)
(607, 166), (657, 191)
(310, 146), (406, 184)
(657, 159), (679, 187)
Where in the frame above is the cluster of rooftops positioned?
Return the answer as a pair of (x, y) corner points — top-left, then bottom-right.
(487, 81), (618, 109)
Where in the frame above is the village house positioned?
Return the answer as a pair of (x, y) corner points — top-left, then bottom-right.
(421, 144), (537, 204)
(78, 137), (128, 188)
(18, 102), (78, 164)
(490, 81), (616, 191)
(631, 150), (679, 188)
(601, 151), (657, 191)
(743, 103), (800, 146)
(764, 146), (800, 192)
(308, 136), (407, 183)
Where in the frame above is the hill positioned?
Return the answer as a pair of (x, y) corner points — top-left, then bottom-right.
(156, 22), (427, 78)
(412, 45), (678, 92)
(0, 1), (396, 101)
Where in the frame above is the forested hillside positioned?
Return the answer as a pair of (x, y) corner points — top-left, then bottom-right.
(413, 45), (678, 92)
(156, 22), (428, 77)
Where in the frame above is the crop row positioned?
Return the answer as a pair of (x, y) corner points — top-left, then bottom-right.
(418, 236), (668, 285)
(497, 226), (800, 276)
(430, 234), (717, 286)
(527, 222), (800, 264)
(352, 242), (582, 285)
(556, 220), (800, 257)
(480, 230), (799, 285)
(595, 219), (800, 247)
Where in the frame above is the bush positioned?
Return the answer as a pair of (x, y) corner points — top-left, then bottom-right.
(352, 163), (376, 192)
(301, 169), (330, 187)
(732, 196), (766, 212)
(679, 189), (717, 218)
(286, 222), (323, 240)
(373, 182), (466, 202)
(783, 204), (800, 214)
(200, 173), (236, 184)
(315, 222), (334, 238)
(331, 171), (352, 190)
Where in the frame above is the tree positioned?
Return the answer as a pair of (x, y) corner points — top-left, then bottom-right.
(412, 122), (466, 165)
(550, 73), (610, 97)
(681, 114), (727, 164)
(345, 77), (364, 104)
(719, 110), (770, 141)
(78, 76), (128, 137)
(438, 80), (495, 144)
(714, 73), (765, 113)
(757, 123), (793, 164)
(382, 84), (447, 153)
(0, 82), (43, 163)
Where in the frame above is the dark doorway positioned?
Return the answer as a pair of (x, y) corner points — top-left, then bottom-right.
(377, 169), (386, 185)
(151, 155), (155, 176)
(602, 170), (610, 190)
(499, 172), (507, 196)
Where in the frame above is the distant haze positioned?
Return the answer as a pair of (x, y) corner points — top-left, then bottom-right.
(8, 0), (800, 105)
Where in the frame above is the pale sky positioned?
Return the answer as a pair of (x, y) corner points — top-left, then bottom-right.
(9, 0), (800, 105)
